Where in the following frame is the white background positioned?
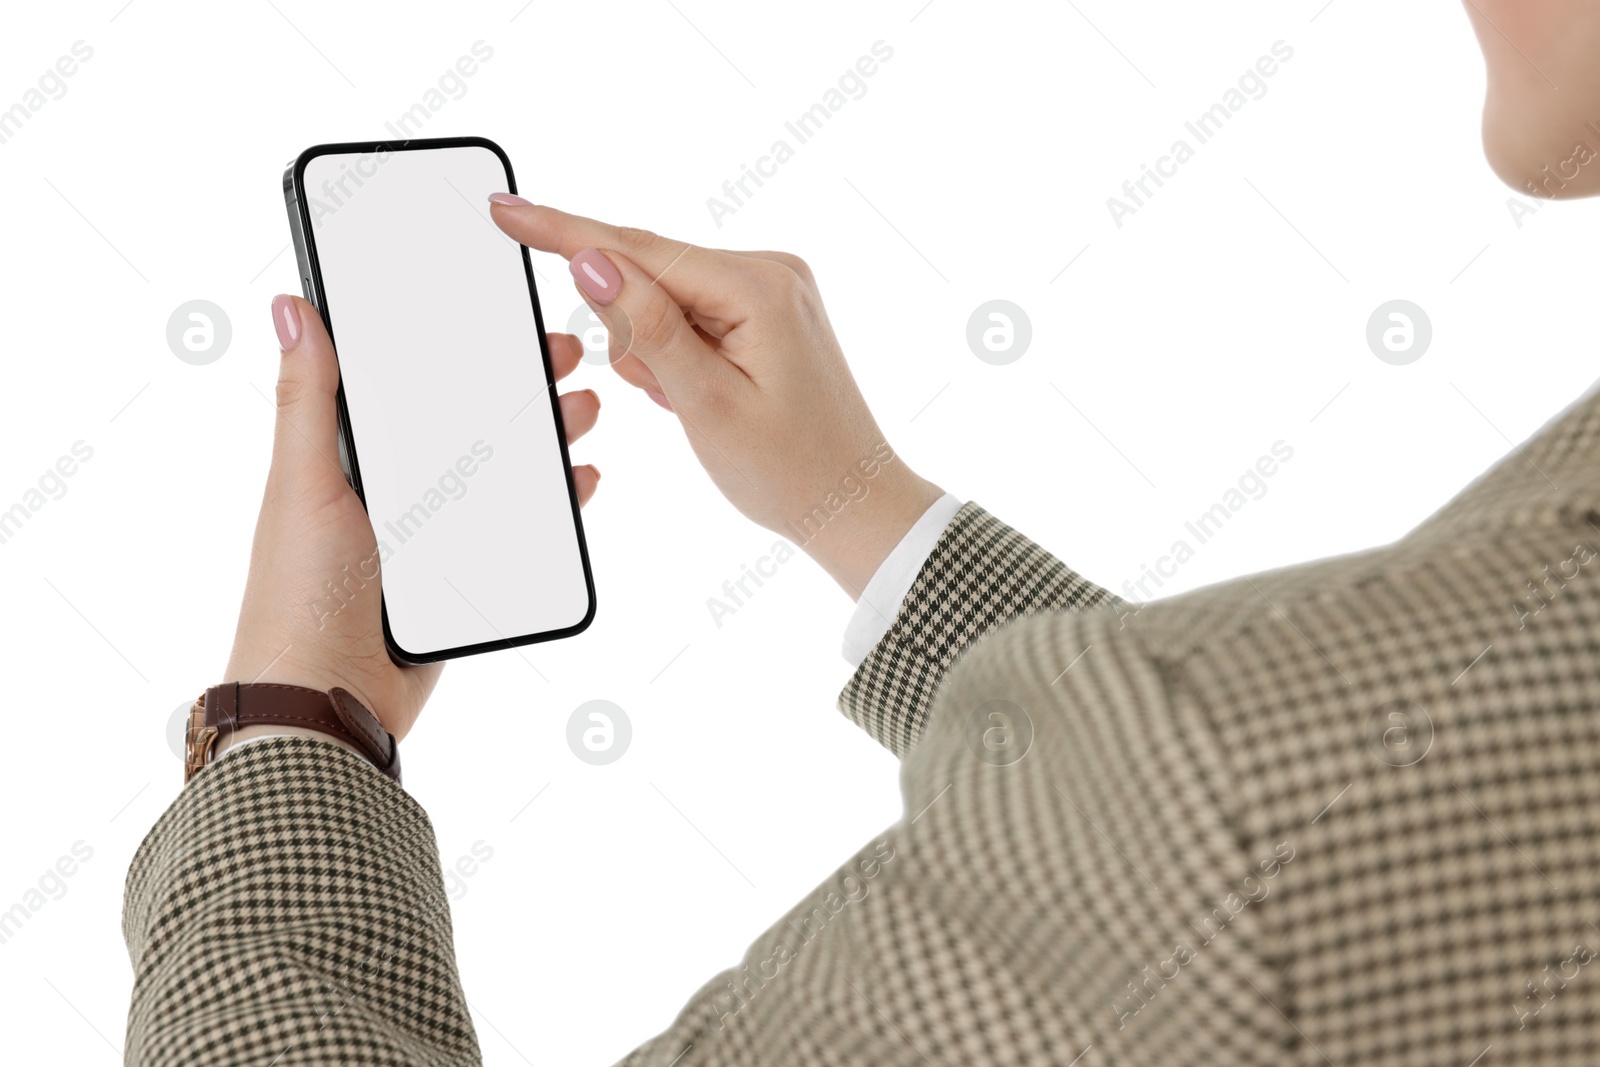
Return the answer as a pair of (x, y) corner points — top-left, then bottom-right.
(0, 1), (1594, 1063)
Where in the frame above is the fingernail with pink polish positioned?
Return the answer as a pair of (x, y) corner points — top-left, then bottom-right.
(272, 294), (301, 351)
(645, 389), (673, 412)
(571, 248), (622, 305)
(488, 192), (533, 207)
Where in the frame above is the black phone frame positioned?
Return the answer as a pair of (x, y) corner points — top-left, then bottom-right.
(283, 135), (596, 664)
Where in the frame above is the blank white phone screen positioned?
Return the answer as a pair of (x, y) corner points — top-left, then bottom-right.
(302, 144), (590, 658)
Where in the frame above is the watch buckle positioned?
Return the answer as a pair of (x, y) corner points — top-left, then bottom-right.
(184, 695), (219, 783)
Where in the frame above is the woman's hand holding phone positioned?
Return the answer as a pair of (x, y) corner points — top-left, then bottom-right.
(487, 199), (944, 599)
(220, 295), (601, 744)
(226, 201), (941, 743)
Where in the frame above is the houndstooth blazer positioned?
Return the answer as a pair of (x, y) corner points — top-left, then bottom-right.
(125, 389), (1600, 1065)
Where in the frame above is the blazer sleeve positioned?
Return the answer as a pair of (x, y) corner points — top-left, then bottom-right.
(128, 625), (1227, 1067)
(836, 501), (1123, 756)
(122, 738), (482, 1067)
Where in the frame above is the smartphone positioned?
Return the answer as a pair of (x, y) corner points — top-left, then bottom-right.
(283, 136), (595, 663)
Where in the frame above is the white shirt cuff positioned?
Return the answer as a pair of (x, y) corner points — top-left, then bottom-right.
(841, 493), (964, 667)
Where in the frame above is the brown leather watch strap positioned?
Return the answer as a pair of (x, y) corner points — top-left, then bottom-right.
(185, 682), (401, 785)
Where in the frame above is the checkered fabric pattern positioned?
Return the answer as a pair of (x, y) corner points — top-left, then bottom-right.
(126, 390), (1600, 1065)
(837, 501), (1124, 756)
(123, 741), (477, 1065)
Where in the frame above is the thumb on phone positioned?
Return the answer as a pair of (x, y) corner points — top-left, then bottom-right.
(268, 294), (347, 507)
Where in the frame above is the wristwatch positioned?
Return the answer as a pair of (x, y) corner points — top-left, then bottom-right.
(184, 682), (401, 785)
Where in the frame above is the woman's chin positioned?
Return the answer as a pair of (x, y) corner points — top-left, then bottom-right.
(1482, 99), (1600, 199)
